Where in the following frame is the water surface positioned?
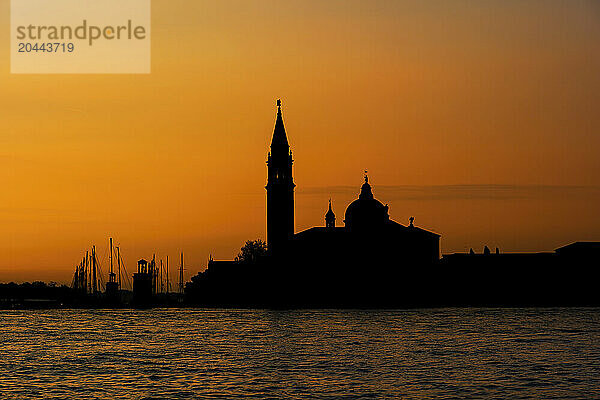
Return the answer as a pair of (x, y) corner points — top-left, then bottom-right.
(1, 308), (599, 399)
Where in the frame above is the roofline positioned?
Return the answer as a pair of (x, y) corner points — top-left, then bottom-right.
(555, 241), (600, 252)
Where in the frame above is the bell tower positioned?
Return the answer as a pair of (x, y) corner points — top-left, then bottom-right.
(266, 99), (295, 252)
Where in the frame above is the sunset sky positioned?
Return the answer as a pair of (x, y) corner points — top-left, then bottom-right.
(1, 0), (599, 283)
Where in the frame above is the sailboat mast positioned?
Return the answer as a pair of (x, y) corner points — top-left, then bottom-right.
(179, 252), (184, 294)
(160, 259), (164, 294)
(92, 245), (97, 294)
(152, 253), (156, 294)
(117, 246), (121, 290)
(110, 237), (113, 275)
(85, 250), (89, 294)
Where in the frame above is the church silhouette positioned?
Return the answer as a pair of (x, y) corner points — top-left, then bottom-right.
(189, 100), (443, 307)
(267, 99), (440, 265)
(185, 100), (600, 308)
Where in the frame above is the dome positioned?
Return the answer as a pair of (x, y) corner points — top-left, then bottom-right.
(344, 175), (389, 231)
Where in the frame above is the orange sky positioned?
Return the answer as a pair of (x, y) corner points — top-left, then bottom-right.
(1, 0), (599, 283)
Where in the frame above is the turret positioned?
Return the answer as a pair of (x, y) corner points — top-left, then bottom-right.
(325, 199), (336, 228)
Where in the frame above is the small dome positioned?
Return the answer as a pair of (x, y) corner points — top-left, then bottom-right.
(344, 175), (389, 231)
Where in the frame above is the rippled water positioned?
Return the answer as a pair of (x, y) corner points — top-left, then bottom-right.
(0, 308), (599, 399)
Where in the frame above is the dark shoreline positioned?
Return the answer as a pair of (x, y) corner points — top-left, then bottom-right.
(3, 302), (600, 311)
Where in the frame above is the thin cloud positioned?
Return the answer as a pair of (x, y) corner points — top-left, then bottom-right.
(298, 184), (600, 201)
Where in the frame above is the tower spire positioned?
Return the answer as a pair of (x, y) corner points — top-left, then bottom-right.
(271, 99), (289, 149)
(266, 99), (295, 251)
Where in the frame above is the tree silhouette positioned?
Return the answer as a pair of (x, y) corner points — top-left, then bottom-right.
(235, 239), (268, 263)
